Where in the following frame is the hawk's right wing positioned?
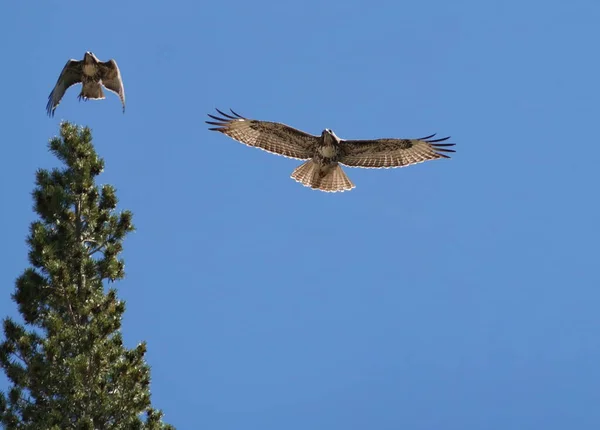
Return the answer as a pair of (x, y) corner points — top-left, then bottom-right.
(99, 59), (126, 112)
(206, 109), (318, 160)
(47, 59), (83, 117)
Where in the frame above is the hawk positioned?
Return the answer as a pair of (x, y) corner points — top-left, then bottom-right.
(46, 51), (126, 117)
(206, 109), (456, 192)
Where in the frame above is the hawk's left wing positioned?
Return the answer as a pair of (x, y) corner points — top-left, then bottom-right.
(339, 134), (456, 168)
(99, 59), (126, 112)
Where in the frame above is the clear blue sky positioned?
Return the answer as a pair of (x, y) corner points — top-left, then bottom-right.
(1, 0), (599, 428)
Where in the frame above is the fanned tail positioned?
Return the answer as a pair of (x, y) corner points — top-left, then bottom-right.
(290, 160), (355, 193)
(78, 82), (105, 101)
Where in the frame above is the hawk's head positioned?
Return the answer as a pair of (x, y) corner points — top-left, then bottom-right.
(84, 52), (98, 63)
(322, 128), (341, 144)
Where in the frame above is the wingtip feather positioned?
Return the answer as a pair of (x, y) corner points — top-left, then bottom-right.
(229, 108), (245, 119)
(215, 108), (237, 119)
(427, 136), (451, 143)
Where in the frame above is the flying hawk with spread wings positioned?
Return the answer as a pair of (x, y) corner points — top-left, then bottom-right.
(206, 109), (456, 192)
(46, 52), (126, 117)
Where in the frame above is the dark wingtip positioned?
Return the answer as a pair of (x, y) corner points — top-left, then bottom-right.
(431, 142), (456, 149)
(210, 108), (246, 122)
(424, 135), (456, 157)
(46, 99), (54, 117)
(421, 134), (451, 143)
(207, 113), (225, 122)
(207, 108), (248, 128)
(215, 108), (237, 119)
(229, 108), (245, 119)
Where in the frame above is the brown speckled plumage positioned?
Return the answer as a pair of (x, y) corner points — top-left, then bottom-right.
(206, 109), (456, 192)
(47, 52), (126, 117)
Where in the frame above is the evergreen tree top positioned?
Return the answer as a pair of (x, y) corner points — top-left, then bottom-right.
(0, 122), (173, 429)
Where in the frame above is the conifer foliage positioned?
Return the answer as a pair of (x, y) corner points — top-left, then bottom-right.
(0, 123), (173, 429)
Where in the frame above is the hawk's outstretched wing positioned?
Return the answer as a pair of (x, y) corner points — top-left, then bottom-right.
(206, 109), (318, 160)
(340, 134), (456, 168)
(47, 59), (83, 117)
(99, 59), (126, 112)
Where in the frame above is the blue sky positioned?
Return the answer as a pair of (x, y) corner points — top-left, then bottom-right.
(1, 0), (599, 428)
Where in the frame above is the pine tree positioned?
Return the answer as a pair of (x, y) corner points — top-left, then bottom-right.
(0, 122), (174, 429)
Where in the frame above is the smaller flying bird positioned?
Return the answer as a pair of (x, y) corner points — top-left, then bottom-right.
(46, 51), (126, 117)
(206, 109), (456, 193)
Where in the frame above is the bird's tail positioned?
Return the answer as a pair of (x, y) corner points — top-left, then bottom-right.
(291, 160), (355, 193)
(78, 82), (105, 101)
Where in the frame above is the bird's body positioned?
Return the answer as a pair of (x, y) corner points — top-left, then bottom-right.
(79, 53), (106, 101)
(206, 109), (456, 193)
(82, 62), (98, 77)
(46, 52), (126, 117)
